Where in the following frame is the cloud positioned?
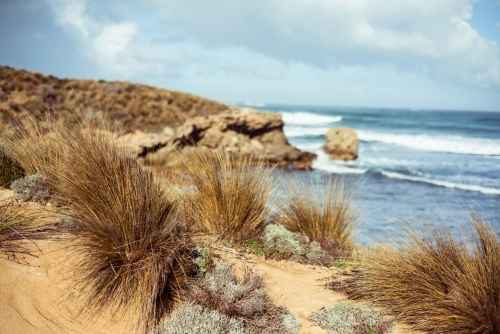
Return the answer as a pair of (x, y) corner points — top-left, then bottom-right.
(46, 0), (500, 90)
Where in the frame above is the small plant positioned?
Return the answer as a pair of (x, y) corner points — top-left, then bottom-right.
(188, 260), (301, 334)
(158, 302), (246, 334)
(0, 148), (24, 187)
(339, 214), (500, 334)
(242, 237), (267, 256)
(261, 224), (335, 266)
(310, 302), (393, 334)
(183, 150), (273, 243)
(10, 173), (51, 205)
(278, 177), (359, 260)
(192, 246), (214, 277)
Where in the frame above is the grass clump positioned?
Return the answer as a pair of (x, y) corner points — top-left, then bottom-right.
(278, 177), (359, 260)
(47, 119), (194, 333)
(0, 148), (24, 187)
(10, 173), (51, 205)
(186, 259), (301, 334)
(184, 150), (273, 243)
(336, 214), (500, 334)
(310, 302), (393, 334)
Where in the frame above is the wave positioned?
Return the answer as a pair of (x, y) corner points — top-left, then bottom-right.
(380, 171), (500, 195)
(243, 102), (266, 107)
(312, 151), (367, 174)
(357, 130), (500, 156)
(281, 112), (342, 125)
(284, 126), (331, 138)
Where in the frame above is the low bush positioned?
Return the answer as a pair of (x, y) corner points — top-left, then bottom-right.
(187, 259), (301, 334)
(277, 177), (359, 260)
(10, 173), (51, 205)
(247, 224), (335, 266)
(183, 150), (273, 243)
(310, 302), (393, 334)
(335, 214), (500, 334)
(0, 148), (24, 187)
(158, 303), (246, 334)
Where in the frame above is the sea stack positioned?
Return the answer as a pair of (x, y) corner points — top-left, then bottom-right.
(323, 127), (359, 160)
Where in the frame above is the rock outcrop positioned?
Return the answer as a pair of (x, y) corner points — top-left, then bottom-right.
(323, 127), (359, 160)
(122, 107), (317, 170)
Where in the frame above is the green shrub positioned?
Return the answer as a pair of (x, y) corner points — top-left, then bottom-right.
(310, 302), (393, 334)
(10, 173), (51, 205)
(0, 149), (24, 187)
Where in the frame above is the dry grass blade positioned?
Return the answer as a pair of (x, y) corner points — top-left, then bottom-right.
(343, 214), (500, 334)
(48, 118), (194, 333)
(183, 149), (273, 243)
(0, 113), (64, 176)
(0, 199), (41, 262)
(278, 177), (360, 259)
(0, 147), (25, 187)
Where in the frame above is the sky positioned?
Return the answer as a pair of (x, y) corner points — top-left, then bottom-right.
(0, 0), (499, 111)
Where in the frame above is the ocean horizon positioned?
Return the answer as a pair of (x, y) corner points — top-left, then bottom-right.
(240, 103), (500, 246)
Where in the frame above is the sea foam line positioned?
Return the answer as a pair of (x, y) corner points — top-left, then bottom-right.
(357, 130), (500, 156)
(380, 171), (500, 195)
(281, 112), (342, 125)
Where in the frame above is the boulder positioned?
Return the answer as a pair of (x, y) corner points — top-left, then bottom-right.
(323, 127), (359, 160)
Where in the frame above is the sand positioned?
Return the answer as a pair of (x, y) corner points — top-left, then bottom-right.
(0, 189), (416, 334)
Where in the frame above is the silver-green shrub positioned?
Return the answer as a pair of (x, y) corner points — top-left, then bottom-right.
(310, 302), (393, 334)
(10, 173), (51, 205)
(159, 303), (246, 334)
(263, 224), (303, 257)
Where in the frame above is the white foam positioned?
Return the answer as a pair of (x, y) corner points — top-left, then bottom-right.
(281, 112), (342, 125)
(357, 130), (500, 156)
(284, 126), (331, 138)
(243, 102), (266, 107)
(380, 171), (500, 195)
(313, 151), (367, 174)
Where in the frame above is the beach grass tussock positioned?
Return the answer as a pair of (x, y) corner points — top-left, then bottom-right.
(0, 115), (64, 176)
(336, 214), (500, 334)
(0, 148), (25, 187)
(310, 302), (393, 334)
(186, 259), (301, 334)
(45, 118), (195, 333)
(278, 177), (359, 259)
(183, 150), (273, 243)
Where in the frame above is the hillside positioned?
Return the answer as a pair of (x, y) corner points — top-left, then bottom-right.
(0, 66), (227, 132)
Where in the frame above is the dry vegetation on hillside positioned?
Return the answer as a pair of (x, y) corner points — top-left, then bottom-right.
(0, 65), (227, 132)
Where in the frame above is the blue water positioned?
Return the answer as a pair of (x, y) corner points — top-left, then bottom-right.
(245, 104), (500, 245)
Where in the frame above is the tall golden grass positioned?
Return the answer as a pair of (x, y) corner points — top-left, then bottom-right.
(2, 113), (195, 332)
(345, 214), (500, 334)
(278, 177), (360, 258)
(182, 149), (273, 243)
(46, 120), (194, 332)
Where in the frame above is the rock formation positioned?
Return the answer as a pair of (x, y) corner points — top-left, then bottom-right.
(121, 107), (317, 170)
(323, 127), (359, 160)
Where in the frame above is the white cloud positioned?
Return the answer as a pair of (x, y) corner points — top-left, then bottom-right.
(143, 0), (500, 88)
(93, 22), (137, 63)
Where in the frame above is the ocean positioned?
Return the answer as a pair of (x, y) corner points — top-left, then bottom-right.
(245, 104), (500, 246)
